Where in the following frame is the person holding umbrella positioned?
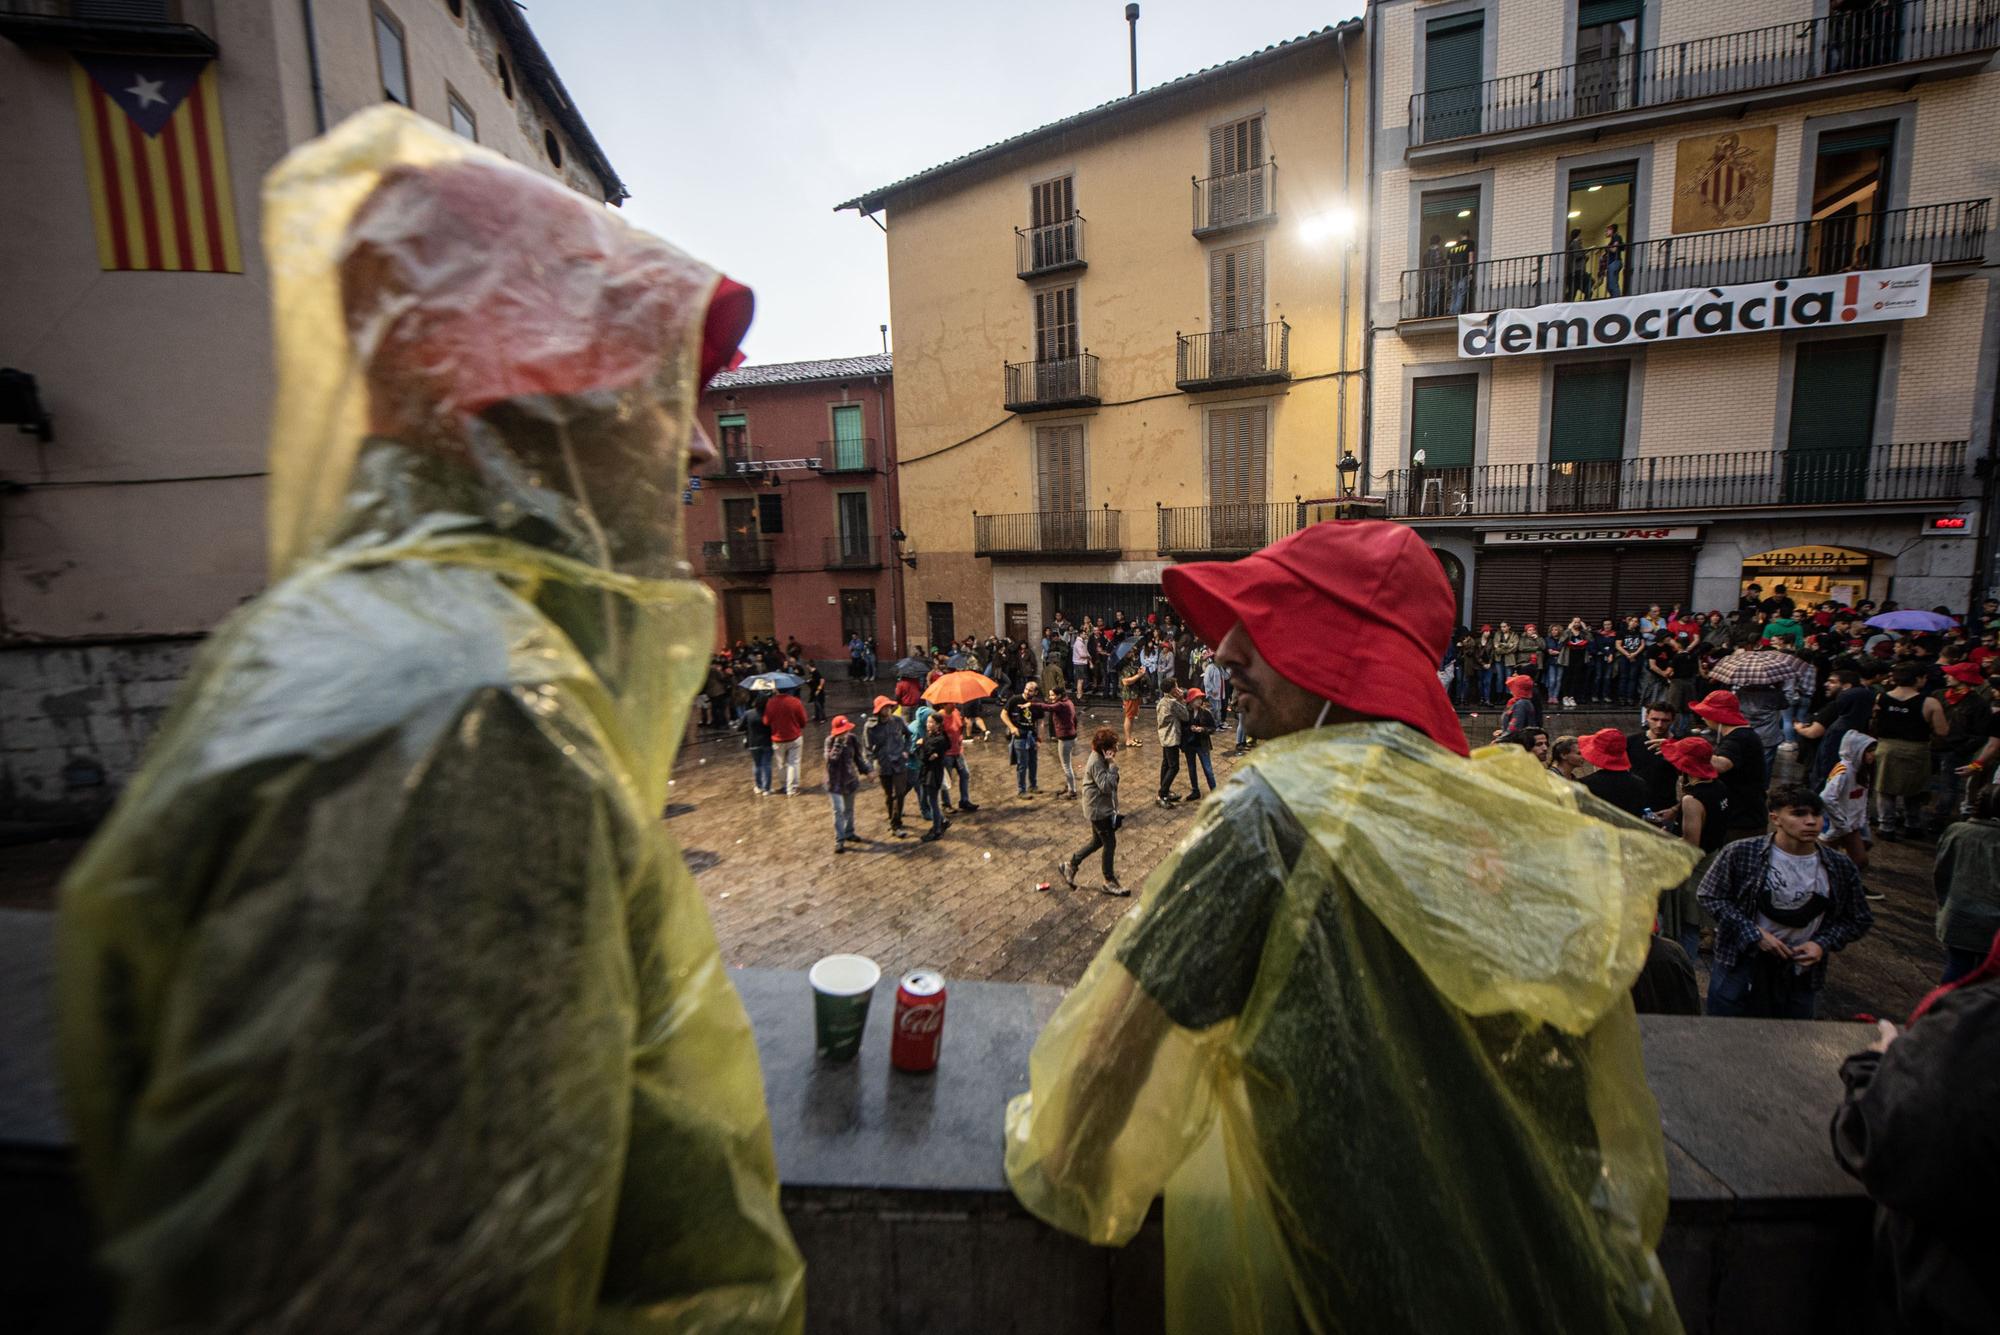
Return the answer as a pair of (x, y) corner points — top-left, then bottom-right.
(745, 688), (776, 796)
(924, 669), (997, 812)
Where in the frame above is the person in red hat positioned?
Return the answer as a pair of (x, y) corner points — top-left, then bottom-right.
(824, 714), (872, 853)
(1181, 687), (1217, 799)
(1690, 688), (1768, 835)
(1930, 660), (1990, 829)
(864, 695), (914, 836)
(1006, 520), (1697, 1334)
(1577, 728), (1649, 818)
(1658, 735), (1732, 961)
(1497, 672), (1540, 737)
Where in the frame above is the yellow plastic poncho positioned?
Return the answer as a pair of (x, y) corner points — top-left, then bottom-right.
(1005, 722), (1700, 1334)
(56, 107), (803, 1333)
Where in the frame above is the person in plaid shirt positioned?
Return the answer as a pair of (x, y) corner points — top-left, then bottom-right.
(1699, 783), (1875, 1019)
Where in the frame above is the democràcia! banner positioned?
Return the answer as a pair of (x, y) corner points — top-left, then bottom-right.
(1456, 264), (1931, 359)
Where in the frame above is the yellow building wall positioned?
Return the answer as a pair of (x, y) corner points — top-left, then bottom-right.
(883, 41), (1365, 640)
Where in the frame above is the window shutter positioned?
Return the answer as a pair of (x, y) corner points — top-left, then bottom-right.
(1818, 124), (1896, 155)
(1035, 286), (1078, 361)
(1789, 337), (1882, 452)
(1472, 551), (1546, 628)
(831, 404), (865, 470)
(1549, 363), (1629, 463)
(1208, 244), (1265, 333)
(1423, 15), (1484, 140)
(1578, 0), (1641, 27)
(1036, 425), (1086, 513)
(1207, 407), (1268, 505)
(1609, 547), (1694, 615)
(757, 493), (784, 534)
(1544, 550), (1618, 623)
(1411, 376), (1477, 469)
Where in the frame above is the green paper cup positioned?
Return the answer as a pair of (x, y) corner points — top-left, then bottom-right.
(809, 954), (881, 1061)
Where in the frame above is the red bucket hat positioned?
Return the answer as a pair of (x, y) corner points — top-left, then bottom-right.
(871, 694), (898, 713)
(1162, 520), (1467, 756)
(1943, 661), (1984, 685)
(1576, 728), (1631, 771)
(828, 715), (855, 737)
(1660, 736), (1719, 781)
(1689, 690), (1749, 727)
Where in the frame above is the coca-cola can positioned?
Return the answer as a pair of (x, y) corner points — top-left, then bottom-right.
(891, 970), (947, 1073)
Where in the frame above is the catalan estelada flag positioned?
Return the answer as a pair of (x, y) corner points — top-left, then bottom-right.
(71, 53), (242, 274)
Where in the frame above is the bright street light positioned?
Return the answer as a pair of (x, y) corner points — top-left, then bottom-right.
(1302, 207), (1358, 244)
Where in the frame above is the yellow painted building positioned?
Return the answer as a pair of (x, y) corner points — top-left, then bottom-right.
(1366, 0), (1999, 621)
(838, 22), (1365, 650)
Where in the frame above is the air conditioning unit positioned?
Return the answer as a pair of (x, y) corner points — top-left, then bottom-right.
(1303, 497), (1388, 524)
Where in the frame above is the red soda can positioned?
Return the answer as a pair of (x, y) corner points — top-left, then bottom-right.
(891, 970), (947, 1073)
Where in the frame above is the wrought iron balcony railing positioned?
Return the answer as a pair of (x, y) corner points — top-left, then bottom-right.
(1409, 0), (2000, 148)
(0, 0), (219, 53)
(1016, 215), (1086, 279)
(818, 437), (878, 473)
(1192, 160), (1277, 236)
(1156, 501), (1308, 557)
(701, 538), (777, 574)
(1176, 321), (1290, 391)
(1382, 442), (1968, 518)
(1003, 353), (1100, 412)
(973, 509), (1123, 559)
(1399, 198), (1990, 321)
(823, 535), (882, 569)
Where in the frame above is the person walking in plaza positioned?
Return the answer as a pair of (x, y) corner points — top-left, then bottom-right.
(1047, 684), (1080, 798)
(1155, 682), (1189, 807)
(1659, 736), (1731, 961)
(1182, 688), (1217, 800)
(1820, 730), (1878, 886)
(1933, 785), (2000, 982)
(1119, 658), (1147, 749)
(745, 688), (776, 796)
(1690, 689), (1768, 836)
(1499, 671), (1540, 736)
(805, 662), (828, 723)
(916, 713), (952, 843)
(1055, 727), (1126, 896)
(865, 695), (912, 838)
(1872, 663), (1947, 839)
(1003, 681), (1044, 798)
(1518, 623), (1548, 700)
(764, 687), (808, 796)
(823, 715), (871, 854)
(1005, 521), (1697, 1335)
(1931, 660), (1991, 829)
(1578, 728), (1649, 817)
(933, 699), (981, 812)
(1698, 784), (1874, 1019)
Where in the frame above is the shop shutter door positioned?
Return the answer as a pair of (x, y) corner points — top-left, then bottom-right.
(1545, 550), (1619, 624)
(1610, 547), (1694, 615)
(1411, 377), (1476, 469)
(1473, 551), (1546, 628)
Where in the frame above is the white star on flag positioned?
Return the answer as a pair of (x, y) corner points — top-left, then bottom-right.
(126, 76), (167, 108)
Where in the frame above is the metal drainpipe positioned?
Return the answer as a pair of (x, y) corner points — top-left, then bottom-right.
(1360, 7), (1380, 498)
(300, 0), (327, 135)
(1336, 27), (1353, 485)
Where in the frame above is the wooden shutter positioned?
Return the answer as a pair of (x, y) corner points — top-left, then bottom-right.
(1410, 376), (1477, 469)
(1030, 176), (1074, 228)
(1207, 406), (1268, 505)
(1034, 286), (1078, 362)
(836, 491), (871, 542)
(1208, 243), (1265, 332)
(1472, 551), (1546, 628)
(1549, 363), (1629, 463)
(1036, 425), (1086, 512)
(1208, 115), (1263, 178)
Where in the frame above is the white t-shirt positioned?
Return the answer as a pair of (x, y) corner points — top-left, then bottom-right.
(1755, 845), (1828, 949)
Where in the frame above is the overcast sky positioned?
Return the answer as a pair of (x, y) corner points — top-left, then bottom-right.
(530, 1), (1355, 365)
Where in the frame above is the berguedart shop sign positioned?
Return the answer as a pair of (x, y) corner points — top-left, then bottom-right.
(1457, 264), (1931, 359)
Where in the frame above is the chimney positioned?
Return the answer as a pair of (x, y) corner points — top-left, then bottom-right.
(1126, 4), (1140, 95)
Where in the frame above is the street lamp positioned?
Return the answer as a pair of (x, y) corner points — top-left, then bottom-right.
(1337, 451), (1361, 496)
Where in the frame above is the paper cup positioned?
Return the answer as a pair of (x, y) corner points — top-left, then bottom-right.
(809, 954), (881, 1061)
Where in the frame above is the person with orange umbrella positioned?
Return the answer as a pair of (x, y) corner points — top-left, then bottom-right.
(924, 670), (996, 812)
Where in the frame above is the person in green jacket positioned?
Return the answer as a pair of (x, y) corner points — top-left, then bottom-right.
(56, 109), (802, 1334)
(1935, 783), (2000, 982)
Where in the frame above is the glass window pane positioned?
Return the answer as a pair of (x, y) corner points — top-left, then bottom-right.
(375, 15), (408, 106)
(448, 97), (476, 140)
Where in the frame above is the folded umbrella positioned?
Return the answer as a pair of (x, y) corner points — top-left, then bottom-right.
(1865, 610), (1956, 632)
(922, 671), (998, 705)
(739, 672), (803, 692)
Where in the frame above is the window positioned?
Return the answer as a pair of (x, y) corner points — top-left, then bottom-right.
(1207, 405), (1270, 548)
(717, 411), (748, 467)
(927, 602), (956, 651)
(1563, 166), (1636, 300)
(1028, 176), (1078, 269)
(1786, 336), (1883, 503)
(1208, 242), (1267, 376)
(1409, 376), (1477, 514)
(1547, 362), (1628, 512)
(1036, 424), (1088, 550)
(1033, 285), (1078, 362)
(373, 8), (410, 107)
(1575, 0), (1641, 116)
(722, 497), (758, 544)
(1206, 115), (1267, 226)
(1423, 12), (1483, 141)
(1811, 123), (1894, 273)
(444, 0), (463, 17)
(830, 403), (866, 470)
(840, 590), (877, 646)
(544, 128), (564, 168)
(447, 90), (476, 141)
(497, 53), (514, 101)
(1417, 190), (1479, 316)
(836, 493), (872, 555)
(756, 493), (784, 534)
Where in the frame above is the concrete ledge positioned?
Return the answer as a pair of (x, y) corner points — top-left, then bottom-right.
(1, 912), (1877, 1334)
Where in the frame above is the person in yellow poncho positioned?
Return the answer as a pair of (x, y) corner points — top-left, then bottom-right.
(56, 107), (802, 1333)
(1004, 520), (1700, 1333)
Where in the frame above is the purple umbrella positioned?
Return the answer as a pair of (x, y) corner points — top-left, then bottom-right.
(1865, 610), (1957, 632)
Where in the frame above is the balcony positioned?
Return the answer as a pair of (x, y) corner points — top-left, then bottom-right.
(1157, 501), (1308, 558)
(1003, 353), (1100, 413)
(1016, 216), (1086, 279)
(973, 509), (1123, 560)
(0, 0), (217, 53)
(823, 535), (883, 570)
(1382, 442), (1968, 520)
(1407, 0), (2000, 160)
(701, 538), (777, 575)
(1192, 160), (1277, 237)
(1398, 198), (1990, 324)
(1175, 321), (1290, 392)
(818, 437), (878, 474)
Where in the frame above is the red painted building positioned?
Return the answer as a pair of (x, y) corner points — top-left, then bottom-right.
(690, 354), (901, 662)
